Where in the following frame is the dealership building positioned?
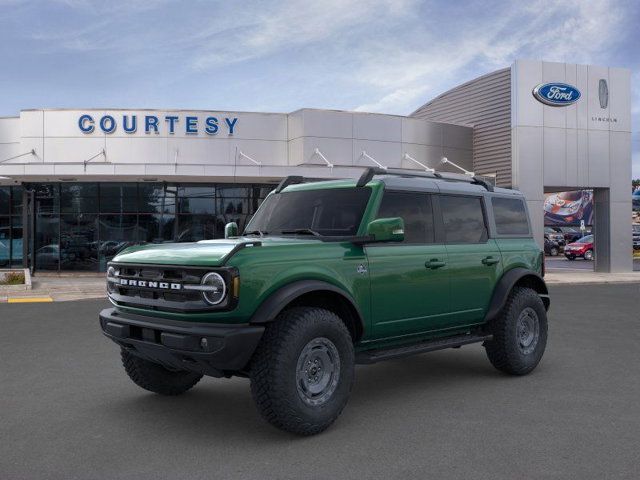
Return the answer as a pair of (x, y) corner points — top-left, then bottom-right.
(0, 59), (632, 272)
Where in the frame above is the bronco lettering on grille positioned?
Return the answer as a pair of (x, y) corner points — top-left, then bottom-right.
(119, 278), (182, 290)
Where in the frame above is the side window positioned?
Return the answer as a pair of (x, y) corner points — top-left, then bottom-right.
(376, 191), (434, 243)
(440, 195), (487, 244)
(492, 197), (530, 235)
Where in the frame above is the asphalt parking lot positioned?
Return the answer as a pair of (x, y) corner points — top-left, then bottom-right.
(2, 284), (640, 479)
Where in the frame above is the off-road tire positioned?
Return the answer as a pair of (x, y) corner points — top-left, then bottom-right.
(484, 287), (547, 375)
(121, 349), (202, 395)
(250, 307), (355, 435)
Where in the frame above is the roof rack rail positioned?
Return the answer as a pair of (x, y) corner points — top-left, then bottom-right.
(275, 175), (305, 193)
(356, 167), (494, 192)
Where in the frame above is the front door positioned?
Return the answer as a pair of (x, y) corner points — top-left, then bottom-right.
(366, 191), (450, 339)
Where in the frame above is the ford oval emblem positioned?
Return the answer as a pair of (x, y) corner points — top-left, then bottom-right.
(532, 83), (581, 107)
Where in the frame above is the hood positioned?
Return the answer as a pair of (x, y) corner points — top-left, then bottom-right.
(567, 241), (591, 247)
(112, 236), (321, 267)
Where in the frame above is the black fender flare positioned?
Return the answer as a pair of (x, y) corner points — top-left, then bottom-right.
(249, 280), (365, 337)
(484, 268), (550, 322)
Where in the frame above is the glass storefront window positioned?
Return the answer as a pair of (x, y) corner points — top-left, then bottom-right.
(11, 186), (23, 215)
(0, 216), (10, 267)
(139, 183), (175, 214)
(179, 197), (215, 214)
(0, 187), (24, 267)
(99, 215), (138, 267)
(218, 186), (249, 197)
(218, 197), (249, 215)
(35, 213), (60, 270)
(35, 184), (59, 215)
(61, 183), (99, 214)
(60, 214), (98, 271)
(176, 214), (216, 242)
(137, 214), (163, 243)
(11, 187), (22, 215)
(10, 181), (275, 271)
(10, 216), (23, 267)
(100, 183), (138, 213)
(0, 187), (10, 215)
(177, 185), (215, 197)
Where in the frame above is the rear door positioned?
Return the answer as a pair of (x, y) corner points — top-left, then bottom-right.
(438, 194), (502, 327)
(366, 190), (450, 339)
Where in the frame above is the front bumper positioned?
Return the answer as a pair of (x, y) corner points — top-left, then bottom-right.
(99, 308), (264, 377)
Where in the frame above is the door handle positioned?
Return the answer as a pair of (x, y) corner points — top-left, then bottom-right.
(481, 256), (500, 266)
(425, 259), (446, 269)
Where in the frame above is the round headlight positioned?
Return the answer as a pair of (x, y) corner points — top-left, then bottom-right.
(107, 266), (116, 293)
(201, 272), (226, 305)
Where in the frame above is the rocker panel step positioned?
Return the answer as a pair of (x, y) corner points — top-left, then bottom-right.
(356, 333), (492, 364)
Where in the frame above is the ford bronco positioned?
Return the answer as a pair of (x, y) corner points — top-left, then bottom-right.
(100, 167), (549, 435)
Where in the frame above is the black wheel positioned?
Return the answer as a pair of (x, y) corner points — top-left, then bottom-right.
(584, 249), (594, 261)
(549, 247), (559, 256)
(121, 349), (202, 395)
(250, 307), (355, 435)
(484, 287), (547, 375)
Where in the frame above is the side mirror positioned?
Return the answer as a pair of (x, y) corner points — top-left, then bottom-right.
(366, 217), (404, 243)
(224, 222), (239, 239)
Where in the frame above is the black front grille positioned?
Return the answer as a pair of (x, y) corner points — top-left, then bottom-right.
(107, 263), (223, 313)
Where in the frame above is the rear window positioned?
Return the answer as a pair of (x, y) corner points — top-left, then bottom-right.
(492, 197), (530, 235)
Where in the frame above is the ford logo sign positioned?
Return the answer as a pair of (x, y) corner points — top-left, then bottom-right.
(532, 83), (581, 106)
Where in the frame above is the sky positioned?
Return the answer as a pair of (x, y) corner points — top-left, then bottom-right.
(1, 0), (638, 177)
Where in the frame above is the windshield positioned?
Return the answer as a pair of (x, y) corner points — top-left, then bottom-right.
(576, 235), (593, 243)
(245, 187), (371, 237)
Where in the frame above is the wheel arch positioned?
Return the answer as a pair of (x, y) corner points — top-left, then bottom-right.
(249, 280), (365, 342)
(485, 268), (550, 322)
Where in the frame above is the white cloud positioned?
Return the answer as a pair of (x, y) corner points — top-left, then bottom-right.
(352, 0), (626, 113)
(190, 0), (417, 70)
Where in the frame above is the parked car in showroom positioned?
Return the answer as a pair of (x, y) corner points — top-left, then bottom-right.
(544, 227), (565, 246)
(544, 237), (560, 256)
(633, 191), (640, 212)
(564, 234), (594, 261)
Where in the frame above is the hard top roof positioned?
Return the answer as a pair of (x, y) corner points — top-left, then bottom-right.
(278, 169), (522, 197)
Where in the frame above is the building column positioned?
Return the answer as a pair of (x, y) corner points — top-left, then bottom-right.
(593, 188), (632, 272)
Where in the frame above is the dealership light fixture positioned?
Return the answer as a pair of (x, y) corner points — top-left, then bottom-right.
(83, 148), (108, 171)
(312, 148), (334, 168)
(440, 156), (474, 176)
(0, 149), (36, 164)
(360, 150), (387, 170)
(403, 153), (435, 172)
(237, 150), (261, 166)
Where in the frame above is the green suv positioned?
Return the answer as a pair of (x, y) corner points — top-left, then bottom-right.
(100, 167), (549, 435)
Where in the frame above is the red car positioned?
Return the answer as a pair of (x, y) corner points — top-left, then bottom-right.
(564, 234), (594, 261)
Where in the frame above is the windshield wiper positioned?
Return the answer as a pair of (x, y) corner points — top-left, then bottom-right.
(244, 230), (268, 237)
(280, 228), (322, 237)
